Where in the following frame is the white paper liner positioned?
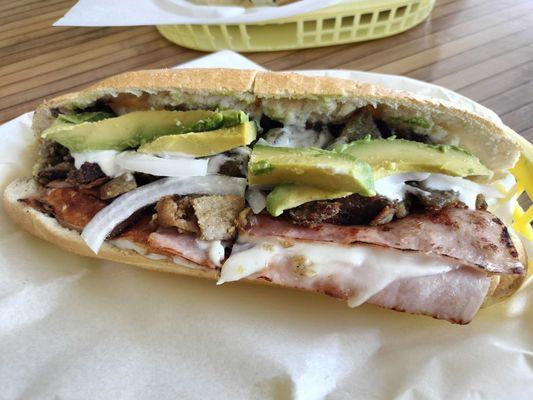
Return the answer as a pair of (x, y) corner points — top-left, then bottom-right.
(1, 51), (532, 399)
(54, 0), (347, 26)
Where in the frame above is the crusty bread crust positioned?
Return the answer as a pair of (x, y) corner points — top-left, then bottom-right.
(32, 68), (530, 175)
(3, 178), (527, 306)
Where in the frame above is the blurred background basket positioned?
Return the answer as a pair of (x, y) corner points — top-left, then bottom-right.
(157, 0), (436, 52)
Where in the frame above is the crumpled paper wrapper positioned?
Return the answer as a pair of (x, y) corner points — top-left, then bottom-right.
(54, 0), (345, 26)
(1, 51), (532, 400)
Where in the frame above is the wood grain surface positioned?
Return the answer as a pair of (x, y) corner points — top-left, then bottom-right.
(0, 0), (532, 146)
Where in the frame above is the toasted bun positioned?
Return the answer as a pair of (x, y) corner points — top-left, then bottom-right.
(3, 178), (527, 306)
(32, 69), (528, 177)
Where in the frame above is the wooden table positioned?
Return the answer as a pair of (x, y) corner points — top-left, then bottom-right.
(1, 0), (532, 145)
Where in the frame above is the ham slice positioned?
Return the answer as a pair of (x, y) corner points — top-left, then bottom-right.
(148, 228), (220, 268)
(368, 268), (491, 324)
(222, 236), (491, 323)
(241, 208), (524, 276)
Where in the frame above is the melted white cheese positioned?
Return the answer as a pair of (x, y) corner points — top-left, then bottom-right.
(194, 239), (225, 267)
(111, 238), (168, 260)
(375, 172), (503, 208)
(72, 150), (125, 177)
(219, 236), (457, 307)
(208, 241), (226, 267)
(111, 237), (224, 266)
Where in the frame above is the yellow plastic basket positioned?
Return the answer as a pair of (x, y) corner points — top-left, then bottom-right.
(157, 0), (435, 52)
(510, 155), (533, 244)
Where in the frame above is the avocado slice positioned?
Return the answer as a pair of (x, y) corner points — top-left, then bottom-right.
(334, 138), (491, 178)
(42, 110), (247, 152)
(266, 183), (351, 217)
(138, 121), (257, 157)
(57, 112), (114, 124)
(220, 110), (249, 128)
(248, 145), (375, 194)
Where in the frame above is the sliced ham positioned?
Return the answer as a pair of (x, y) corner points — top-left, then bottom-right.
(241, 208), (524, 276)
(148, 228), (219, 268)
(368, 268), (491, 324)
(221, 236), (491, 323)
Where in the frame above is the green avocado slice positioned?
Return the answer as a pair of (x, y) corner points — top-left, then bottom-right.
(248, 145), (375, 194)
(266, 183), (351, 217)
(42, 110), (248, 152)
(138, 121), (257, 157)
(333, 138), (491, 179)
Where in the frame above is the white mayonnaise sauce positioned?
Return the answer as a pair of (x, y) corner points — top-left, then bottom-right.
(375, 172), (503, 208)
(208, 241), (226, 267)
(194, 238), (225, 267)
(260, 127), (332, 149)
(219, 236), (457, 307)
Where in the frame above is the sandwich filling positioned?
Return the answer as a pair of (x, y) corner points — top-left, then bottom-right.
(22, 95), (526, 324)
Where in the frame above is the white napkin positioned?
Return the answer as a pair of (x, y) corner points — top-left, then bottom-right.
(54, 0), (346, 26)
(1, 51), (532, 400)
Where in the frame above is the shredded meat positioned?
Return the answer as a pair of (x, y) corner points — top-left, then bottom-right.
(218, 159), (246, 177)
(36, 143), (75, 185)
(407, 182), (463, 211)
(66, 162), (106, 186)
(286, 184), (464, 228)
(155, 194), (246, 241)
(376, 119), (435, 143)
(37, 162), (74, 184)
(287, 201), (341, 227)
(99, 173), (137, 200)
(21, 188), (107, 231)
(287, 194), (407, 227)
(109, 206), (154, 239)
(328, 107), (381, 148)
(155, 196), (200, 234)
(116, 215), (156, 249)
(476, 194), (488, 210)
(133, 173), (162, 186)
(191, 195), (245, 241)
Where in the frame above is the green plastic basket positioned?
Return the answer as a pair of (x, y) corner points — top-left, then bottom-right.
(157, 0), (435, 52)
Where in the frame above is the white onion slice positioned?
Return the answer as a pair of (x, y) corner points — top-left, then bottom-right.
(82, 176), (246, 254)
(115, 151), (208, 177)
(245, 187), (266, 214)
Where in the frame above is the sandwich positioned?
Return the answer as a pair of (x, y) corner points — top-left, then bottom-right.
(3, 68), (530, 324)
